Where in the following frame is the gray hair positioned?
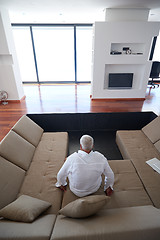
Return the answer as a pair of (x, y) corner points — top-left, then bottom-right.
(80, 135), (94, 151)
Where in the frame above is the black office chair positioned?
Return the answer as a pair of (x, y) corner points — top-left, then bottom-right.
(148, 61), (160, 89)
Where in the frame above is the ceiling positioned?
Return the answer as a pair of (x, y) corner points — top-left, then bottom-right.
(0, 0), (160, 23)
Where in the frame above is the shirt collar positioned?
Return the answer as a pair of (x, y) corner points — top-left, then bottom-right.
(78, 150), (93, 156)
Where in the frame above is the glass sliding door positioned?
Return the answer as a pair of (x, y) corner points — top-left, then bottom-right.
(12, 24), (93, 84)
(32, 27), (75, 82)
(76, 26), (93, 82)
(153, 34), (160, 61)
(12, 27), (37, 82)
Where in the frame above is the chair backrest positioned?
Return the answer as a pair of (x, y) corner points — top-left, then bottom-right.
(150, 61), (160, 78)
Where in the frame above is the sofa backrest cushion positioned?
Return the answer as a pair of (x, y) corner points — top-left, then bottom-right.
(0, 130), (35, 171)
(12, 115), (44, 147)
(142, 115), (160, 144)
(0, 156), (25, 210)
(154, 140), (160, 153)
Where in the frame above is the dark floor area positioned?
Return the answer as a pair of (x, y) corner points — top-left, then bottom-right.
(68, 130), (123, 160)
(27, 112), (157, 160)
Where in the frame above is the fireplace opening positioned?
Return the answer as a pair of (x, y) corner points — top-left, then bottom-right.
(108, 73), (133, 89)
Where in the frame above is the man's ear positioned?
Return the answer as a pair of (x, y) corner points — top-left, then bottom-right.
(80, 144), (82, 150)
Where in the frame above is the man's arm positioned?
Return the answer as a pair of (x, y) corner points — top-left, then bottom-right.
(103, 160), (114, 196)
(55, 157), (72, 188)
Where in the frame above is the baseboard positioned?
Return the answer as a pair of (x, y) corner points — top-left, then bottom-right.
(7, 95), (26, 103)
(91, 97), (145, 101)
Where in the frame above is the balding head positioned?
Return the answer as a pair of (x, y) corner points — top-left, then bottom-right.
(80, 135), (94, 151)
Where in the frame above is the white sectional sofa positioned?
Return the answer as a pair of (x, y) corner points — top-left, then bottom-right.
(0, 114), (160, 240)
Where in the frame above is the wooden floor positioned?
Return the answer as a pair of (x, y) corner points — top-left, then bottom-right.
(0, 83), (160, 141)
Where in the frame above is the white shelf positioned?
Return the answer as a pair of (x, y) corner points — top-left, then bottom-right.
(110, 43), (145, 55)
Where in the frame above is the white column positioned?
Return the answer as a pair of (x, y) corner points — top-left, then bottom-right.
(0, 8), (24, 100)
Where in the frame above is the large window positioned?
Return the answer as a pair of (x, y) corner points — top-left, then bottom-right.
(153, 34), (160, 62)
(12, 24), (93, 83)
(76, 27), (92, 82)
(32, 27), (75, 82)
(12, 27), (37, 82)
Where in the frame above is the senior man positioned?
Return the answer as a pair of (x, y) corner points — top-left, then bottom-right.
(55, 134), (114, 197)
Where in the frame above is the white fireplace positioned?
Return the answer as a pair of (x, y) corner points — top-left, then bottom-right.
(91, 9), (160, 99)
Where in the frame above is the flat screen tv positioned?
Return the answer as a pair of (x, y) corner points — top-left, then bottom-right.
(108, 73), (133, 89)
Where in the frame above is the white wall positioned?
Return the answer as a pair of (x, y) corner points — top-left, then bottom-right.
(0, 8), (24, 100)
(105, 8), (150, 22)
(91, 15), (160, 99)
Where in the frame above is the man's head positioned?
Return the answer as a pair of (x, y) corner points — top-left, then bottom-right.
(80, 135), (94, 152)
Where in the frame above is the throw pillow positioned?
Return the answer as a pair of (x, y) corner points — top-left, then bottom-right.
(0, 195), (51, 223)
(59, 195), (109, 218)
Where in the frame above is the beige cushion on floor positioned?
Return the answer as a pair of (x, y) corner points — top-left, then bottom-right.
(51, 206), (160, 240)
(0, 195), (51, 223)
(12, 115), (44, 147)
(142, 115), (160, 143)
(0, 130), (35, 171)
(0, 156), (25, 210)
(0, 214), (56, 240)
(59, 195), (109, 218)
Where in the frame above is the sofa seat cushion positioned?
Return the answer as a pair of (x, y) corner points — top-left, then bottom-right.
(142, 115), (160, 144)
(19, 161), (63, 214)
(12, 115), (44, 147)
(106, 160), (152, 208)
(116, 130), (160, 208)
(116, 130), (160, 161)
(0, 130), (35, 171)
(0, 156), (25, 210)
(61, 160), (152, 209)
(146, 187), (160, 209)
(131, 160), (160, 208)
(19, 132), (68, 214)
(32, 132), (68, 170)
(0, 214), (56, 240)
(50, 206), (160, 240)
(154, 139), (160, 153)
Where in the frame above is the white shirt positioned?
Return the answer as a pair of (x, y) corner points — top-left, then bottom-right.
(55, 150), (114, 197)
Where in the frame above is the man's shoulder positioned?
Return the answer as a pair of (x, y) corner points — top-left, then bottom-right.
(93, 151), (106, 158)
(67, 152), (78, 160)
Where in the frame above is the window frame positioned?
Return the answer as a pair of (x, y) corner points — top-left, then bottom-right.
(12, 23), (93, 84)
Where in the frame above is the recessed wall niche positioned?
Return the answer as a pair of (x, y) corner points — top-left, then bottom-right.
(110, 43), (145, 56)
(104, 64), (146, 90)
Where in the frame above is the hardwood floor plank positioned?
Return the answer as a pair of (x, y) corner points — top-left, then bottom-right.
(0, 83), (159, 141)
